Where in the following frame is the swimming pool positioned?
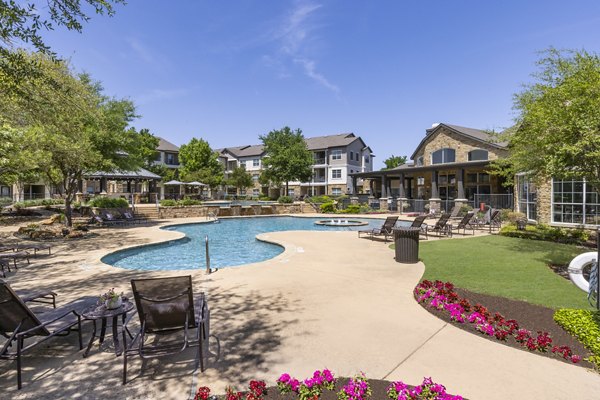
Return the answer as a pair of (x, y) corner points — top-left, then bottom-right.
(102, 216), (409, 271)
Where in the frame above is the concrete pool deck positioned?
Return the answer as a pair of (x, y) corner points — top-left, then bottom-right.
(0, 215), (599, 399)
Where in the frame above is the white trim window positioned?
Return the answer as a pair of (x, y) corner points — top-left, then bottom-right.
(332, 169), (342, 179)
(552, 178), (600, 225)
(431, 148), (455, 164)
(468, 149), (488, 161)
(331, 150), (342, 160)
(332, 187), (342, 196)
(253, 158), (260, 167)
(239, 160), (246, 168)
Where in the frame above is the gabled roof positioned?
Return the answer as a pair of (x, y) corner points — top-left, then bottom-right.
(157, 137), (179, 152)
(218, 144), (265, 158)
(410, 123), (508, 160)
(86, 167), (161, 180)
(305, 133), (364, 150)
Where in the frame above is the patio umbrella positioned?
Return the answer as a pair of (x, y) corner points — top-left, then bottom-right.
(163, 180), (184, 185)
(186, 181), (207, 186)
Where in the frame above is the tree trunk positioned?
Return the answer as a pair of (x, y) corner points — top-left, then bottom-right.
(64, 196), (73, 227)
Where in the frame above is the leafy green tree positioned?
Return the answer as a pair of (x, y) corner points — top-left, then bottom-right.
(227, 166), (254, 195)
(0, 51), (145, 226)
(259, 127), (313, 195)
(502, 48), (600, 190)
(179, 138), (224, 190)
(382, 155), (407, 170)
(136, 128), (161, 169)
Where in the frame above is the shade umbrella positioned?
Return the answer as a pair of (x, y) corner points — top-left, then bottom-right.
(163, 180), (184, 185)
(186, 181), (207, 186)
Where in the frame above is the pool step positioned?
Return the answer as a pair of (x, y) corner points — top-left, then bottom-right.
(134, 207), (160, 219)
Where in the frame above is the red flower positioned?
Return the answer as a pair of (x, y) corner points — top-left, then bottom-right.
(194, 386), (211, 400)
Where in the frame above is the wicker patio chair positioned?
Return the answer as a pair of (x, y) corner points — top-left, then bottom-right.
(123, 276), (215, 384)
(0, 280), (96, 389)
(357, 216), (399, 242)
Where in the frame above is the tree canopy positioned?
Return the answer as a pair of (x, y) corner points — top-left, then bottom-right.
(227, 166), (254, 195)
(0, 51), (151, 225)
(382, 155), (407, 170)
(502, 48), (600, 190)
(259, 127), (313, 194)
(178, 138), (224, 189)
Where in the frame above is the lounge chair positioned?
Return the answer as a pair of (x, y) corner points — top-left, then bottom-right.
(91, 214), (120, 228)
(0, 250), (30, 269)
(0, 259), (9, 278)
(357, 216), (399, 242)
(425, 213), (452, 237)
(449, 204), (462, 219)
(0, 280), (96, 389)
(488, 209), (502, 232)
(15, 242), (52, 256)
(103, 212), (125, 226)
(122, 211), (147, 225)
(410, 215), (429, 239)
(450, 211), (476, 235)
(123, 276), (215, 384)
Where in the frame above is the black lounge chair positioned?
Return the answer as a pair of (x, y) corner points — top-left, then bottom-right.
(0, 250), (30, 269)
(91, 214), (120, 228)
(123, 276), (216, 384)
(0, 281), (96, 389)
(0, 259), (9, 278)
(410, 215), (429, 239)
(357, 216), (399, 242)
(122, 211), (147, 225)
(489, 209), (502, 232)
(425, 213), (452, 237)
(450, 211), (476, 235)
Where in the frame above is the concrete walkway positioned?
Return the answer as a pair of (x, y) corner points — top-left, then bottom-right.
(1, 216), (599, 399)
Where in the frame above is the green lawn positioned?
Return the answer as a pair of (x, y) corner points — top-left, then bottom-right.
(415, 235), (592, 310)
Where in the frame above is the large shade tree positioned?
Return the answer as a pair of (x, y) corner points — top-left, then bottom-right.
(259, 127), (313, 195)
(0, 51), (152, 226)
(178, 138), (224, 190)
(382, 155), (407, 170)
(227, 166), (254, 196)
(501, 49), (600, 190)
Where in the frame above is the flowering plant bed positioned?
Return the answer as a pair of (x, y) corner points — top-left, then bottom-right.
(414, 280), (590, 366)
(193, 370), (463, 399)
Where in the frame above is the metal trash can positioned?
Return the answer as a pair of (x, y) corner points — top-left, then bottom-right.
(393, 227), (420, 263)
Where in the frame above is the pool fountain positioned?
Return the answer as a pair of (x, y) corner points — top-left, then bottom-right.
(314, 219), (368, 227)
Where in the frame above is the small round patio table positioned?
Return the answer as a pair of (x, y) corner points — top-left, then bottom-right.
(82, 298), (134, 357)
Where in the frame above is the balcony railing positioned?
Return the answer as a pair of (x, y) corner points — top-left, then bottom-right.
(313, 158), (326, 165)
(312, 177), (326, 183)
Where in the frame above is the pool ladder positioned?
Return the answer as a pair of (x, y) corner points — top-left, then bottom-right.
(207, 211), (219, 223)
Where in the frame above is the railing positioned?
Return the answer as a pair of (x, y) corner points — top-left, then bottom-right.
(312, 176), (326, 183)
(304, 197), (321, 212)
(401, 199), (427, 214)
(473, 194), (514, 210)
(313, 158), (326, 165)
(207, 211), (219, 222)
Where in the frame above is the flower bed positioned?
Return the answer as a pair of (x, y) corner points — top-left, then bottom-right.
(193, 370), (463, 399)
(554, 309), (600, 367)
(414, 280), (583, 364)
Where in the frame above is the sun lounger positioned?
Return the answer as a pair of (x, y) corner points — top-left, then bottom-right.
(0, 259), (9, 278)
(0, 280), (96, 389)
(0, 250), (30, 269)
(357, 216), (399, 242)
(15, 242), (52, 256)
(449, 211), (476, 235)
(410, 215), (429, 239)
(122, 211), (147, 225)
(425, 213), (452, 237)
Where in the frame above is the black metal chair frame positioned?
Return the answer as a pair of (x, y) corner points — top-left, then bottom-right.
(450, 211), (476, 235)
(0, 281), (83, 390)
(123, 276), (211, 385)
(357, 216), (399, 242)
(426, 213), (452, 237)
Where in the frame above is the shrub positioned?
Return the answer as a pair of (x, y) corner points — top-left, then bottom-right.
(278, 196), (293, 204)
(500, 209), (526, 223)
(320, 202), (336, 213)
(0, 197), (12, 207)
(13, 198), (64, 209)
(87, 197), (129, 208)
(500, 223), (590, 245)
(341, 204), (361, 214)
(307, 195), (331, 204)
(554, 309), (600, 366)
(179, 198), (202, 206)
(159, 199), (177, 207)
(258, 195), (271, 201)
(459, 204), (473, 215)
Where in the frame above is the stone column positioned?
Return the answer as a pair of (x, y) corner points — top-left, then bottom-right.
(379, 197), (389, 212)
(456, 168), (466, 201)
(350, 196), (359, 205)
(398, 173), (405, 199)
(381, 175), (387, 198)
(430, 171), (439, 200)
(351, 176), (358, 195)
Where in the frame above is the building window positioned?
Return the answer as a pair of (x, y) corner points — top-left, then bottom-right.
(364, 155), (369, 163)
(165, 153), (179, 165)
(239, 160), (246, 168)
(332, 187), (342, 196)
(253, 188), (260, 196)
(288, 188), (295, 197)
(154, 151), (162, 162)
(416, 156), (424, 167)
(350, 151), (354, 161)
(332, 169), (342, 179)
(253, 158), (260, 167)
(331, 150), (342, 160)
(252, 174), (259, 181)
(551, 178), (600, 225)
(468, 149), (489, 161)
(417, 177), (425, 186)
(431, 148), (455, 164)
(518, 175), (537, 221)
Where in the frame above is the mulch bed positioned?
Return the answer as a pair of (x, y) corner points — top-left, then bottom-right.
(418, 287), (594, 369)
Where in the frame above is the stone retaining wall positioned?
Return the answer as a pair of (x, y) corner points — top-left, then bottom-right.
(157, 202), (311, 219)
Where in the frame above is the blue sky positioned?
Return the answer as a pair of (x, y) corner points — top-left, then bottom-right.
(44, 0), (600, 168)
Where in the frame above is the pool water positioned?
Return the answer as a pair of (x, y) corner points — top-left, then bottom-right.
(102, 216), (408, 271)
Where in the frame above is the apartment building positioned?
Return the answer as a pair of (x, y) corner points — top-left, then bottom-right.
(218, 133), (374, 197)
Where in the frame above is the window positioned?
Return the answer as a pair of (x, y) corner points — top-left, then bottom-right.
(288, 188), (295, 196)
(154, 151), (162, 162)
(431, 148), (455, 164)
(364, 156), (370, 164)
(518, 175), (537, 221)
(417, 177), (425, 186)
(253, 188), (260, 196)
(332, 169), (342, 179)
(165, 153), (179, 165)
(350, 151), (354, 161)
(239, 160), (246, 168)
(331, 150), (342, 160)
(551, 178), (600, 225)
(332, 187), (342, 196)
(253, 158), (260, 167)
(468, 149), (488, 161)
(252, 174), (259, 181)
(416, 156), (424, 167)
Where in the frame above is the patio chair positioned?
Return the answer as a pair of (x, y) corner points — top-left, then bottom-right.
(425, 213), (452, 237)
(123, 276), (215, 384)
(0, 250), (30, 269)
(15, 242), (52, 256)
(91, 214), (120, 228)
(450, 211), (476, 235)
(449, 204), (462, 220)
(103, 212), (126, 226)
(489, 209), (502, 232)
(357, 216), (399, 242)
(0, 259), (9, 278)
(0, 280), (96, 389)
(122, 211), (147, 225)
(410, 215), (429, 239)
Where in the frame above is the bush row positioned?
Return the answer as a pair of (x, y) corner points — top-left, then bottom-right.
(159, 198), (203, 207)
(499, 223), (589, 245)
(554, 309), (600, 367)
(12, 198), (65, 209)
(87, 197), (130, 209)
